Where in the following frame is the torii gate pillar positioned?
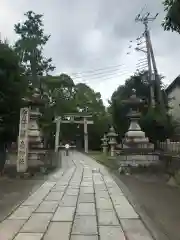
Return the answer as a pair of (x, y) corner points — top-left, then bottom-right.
(55, 117), (61, 152)
(84, 118), (88, 153)
(54, 114), (93, 153)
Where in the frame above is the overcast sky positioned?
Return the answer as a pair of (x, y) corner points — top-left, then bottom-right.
(0, 0), (180, 104)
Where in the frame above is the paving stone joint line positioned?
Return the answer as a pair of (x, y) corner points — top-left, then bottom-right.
(0, 152), (155, 240)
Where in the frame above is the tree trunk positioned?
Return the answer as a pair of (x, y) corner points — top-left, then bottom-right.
(0, 144), (6, 174)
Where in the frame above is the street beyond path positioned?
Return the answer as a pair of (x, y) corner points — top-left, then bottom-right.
(0, 152), (154, 240)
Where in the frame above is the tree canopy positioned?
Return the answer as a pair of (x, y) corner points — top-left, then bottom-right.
(14, 11), (55, 87)
(0, 40), (27, 143)
(109, 72), (174, 142)
(0, 9), (175, 151)
(0, 10), (110, 150)
(162, 0), (180, 33)
(39, 76), (110, 150)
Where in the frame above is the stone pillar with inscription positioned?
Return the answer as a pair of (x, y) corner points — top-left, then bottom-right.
(17, 88), (46, 173)
(17, 108), (30, 173)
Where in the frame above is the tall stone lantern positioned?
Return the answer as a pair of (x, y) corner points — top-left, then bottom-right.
(122, 89), (149, 146)
(107, 127), (118, 157)
(101, 134), (108, 154)
(118, 88), (158, 172)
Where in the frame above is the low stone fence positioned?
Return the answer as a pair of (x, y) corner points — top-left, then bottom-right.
(156, 140), (180, 183)
(157, 140), (180, 155)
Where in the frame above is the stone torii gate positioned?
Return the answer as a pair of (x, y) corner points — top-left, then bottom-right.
(54, 113), (94, 153)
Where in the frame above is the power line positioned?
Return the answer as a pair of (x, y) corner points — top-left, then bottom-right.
(71, 66), (128, 79)
(71, 63), (125, 76)
(72, 68), (130, 82)
(80, 71), (131, 85)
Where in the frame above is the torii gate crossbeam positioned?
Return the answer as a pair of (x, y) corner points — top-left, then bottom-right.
(54, 114), (94, 153)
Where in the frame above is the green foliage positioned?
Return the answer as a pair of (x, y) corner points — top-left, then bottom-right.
(109, 72), (150, 136)
(140, 107), (174, 142)
(109, 72), (174, 142)
(39, 75), (110, 149)
(162, 0), (180, 33)
(14, 11), (55, 86)
(0, 10), (110, 150)
(74, 83), (110, 149)
(0, 40), (27, 143)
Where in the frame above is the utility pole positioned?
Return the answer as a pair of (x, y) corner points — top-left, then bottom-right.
(135, 12), (166, 113)
(135, 13), (156, 108)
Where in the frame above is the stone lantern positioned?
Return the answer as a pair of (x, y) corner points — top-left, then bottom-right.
(118, 88), (159, 171)
(101, 134), (108, 154)
(107, 127), (118, 157)
(122, 89), (149, 146)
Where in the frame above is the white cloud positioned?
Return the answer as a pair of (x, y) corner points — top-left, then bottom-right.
(0, 0), (179, 104)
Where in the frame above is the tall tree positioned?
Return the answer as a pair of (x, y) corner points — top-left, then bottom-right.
(162, 0), (180, 33)
(74, 83), (110, 149)
(39, 77), (109, 149)
(14, 11), (55, 87)
(0, 40), (27, 144)
(39, 74), (76, 147)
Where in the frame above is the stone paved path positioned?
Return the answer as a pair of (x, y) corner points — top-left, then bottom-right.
(0, 152), (154, 240)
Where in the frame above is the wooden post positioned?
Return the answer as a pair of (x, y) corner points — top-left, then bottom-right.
(55, 117), (61, 152)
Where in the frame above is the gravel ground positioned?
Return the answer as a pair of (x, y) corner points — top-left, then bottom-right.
(113, 173), (180, 240)
(0, 175), (48, 222)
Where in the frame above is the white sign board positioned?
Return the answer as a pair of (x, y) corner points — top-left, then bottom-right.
(17, 107), (29, 172)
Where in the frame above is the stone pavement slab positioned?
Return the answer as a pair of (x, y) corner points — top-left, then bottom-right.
(52, 206), (75, 221)
(20, 213), (52, 233)
(80, 187), (94, 194)
(0, 219), (26, 240)
(35, 201), (58, 213)
(97, 209), (119, 225)
(115, 204), (139, 219)
(14, 233), (43, 240)
(51, 185), (67, 191)
(95, 190), (109, 198)
(81, 181), (93, 187)
(72, 216), (98, 235)
(96, 197), (113, 210)
(121, 219), (154, 240)
(8, 205), (37, 220)
(71, 236), (98, 240)
(99, 225), (125, 240)
(43, 222), (72, 240)
(66, 188), (79, 195)
(60, 195), (78, 206)
(78, 193), (94, 203)
(0, 152), (154, 240)
(45, 191), (64, 201)
(76, 203), (96, 216)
